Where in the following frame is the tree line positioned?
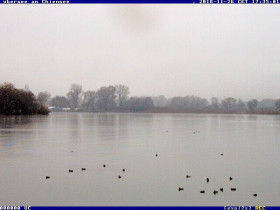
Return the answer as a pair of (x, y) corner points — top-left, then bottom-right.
(50, 84), (153, 112)
(2, 82), (280, 115)
(46, 83), (280, 114)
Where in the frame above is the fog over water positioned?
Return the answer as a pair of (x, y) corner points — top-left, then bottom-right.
(1, 5), (280, 100)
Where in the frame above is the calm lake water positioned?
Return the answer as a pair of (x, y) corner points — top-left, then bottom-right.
(0, 112), (280, 206)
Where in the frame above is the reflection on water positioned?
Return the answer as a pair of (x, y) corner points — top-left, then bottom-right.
(0, 116), (32, 128)
(0, 113), (280, 205)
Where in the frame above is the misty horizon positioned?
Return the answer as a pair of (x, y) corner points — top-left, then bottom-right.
(7, 82), (279, 102)
(1, 5), (280, 100)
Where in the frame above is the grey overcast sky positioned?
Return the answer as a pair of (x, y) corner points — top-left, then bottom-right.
(0, 5), (280, 100)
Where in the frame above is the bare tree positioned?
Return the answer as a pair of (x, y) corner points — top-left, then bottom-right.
(82, 91), (97, 111)
(96, 86), (116, 112)
(67, 84), (82, 110)
(221, 97), (237, 111)
(247, 99), (258, 113)
(211, 97), (219, 110)
(115, 84), (129, 110)
(37, 91), (51, 106)
(275, 99), (280, 111)
(236, 99), (246, 111)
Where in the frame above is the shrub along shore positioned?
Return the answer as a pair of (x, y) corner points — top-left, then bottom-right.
(0, 83), (49, 116)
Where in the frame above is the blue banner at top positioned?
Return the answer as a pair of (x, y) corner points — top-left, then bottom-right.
(1, 0), (280, 3)
(1, 207), (280, 210)
(4, 207), (276, 210)
(1, 207), (278, 210)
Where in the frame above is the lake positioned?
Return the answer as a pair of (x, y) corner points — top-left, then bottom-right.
(0, 112), (279, 206)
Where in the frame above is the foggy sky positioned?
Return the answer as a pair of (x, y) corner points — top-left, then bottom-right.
(1, 5), (280, 100)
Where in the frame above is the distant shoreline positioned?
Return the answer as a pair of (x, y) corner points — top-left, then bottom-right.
(47, 109), (280, 116)
(1, 111), (279, 117)
(2, 82), (280, 117)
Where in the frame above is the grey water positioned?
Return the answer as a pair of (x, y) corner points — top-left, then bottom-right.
(0, 112), (279, 206)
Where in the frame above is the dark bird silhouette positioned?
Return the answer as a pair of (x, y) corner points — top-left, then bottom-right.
(178, 187), (184, 191)
(231, 188), (236, 191)
(123, 169), (125, 172)
(186, 175), (191, 178)
(118, 175), (122, 179)
(220, 154), (223, 156)
(220, 188), (223, 192)
(46, 176), (50, 179)
(69, 169), (73, 173)
(213, 190), (218, 195)
(207, 178), (209, 183)
(200, 190), (205, 193)
(229, 177), (233, 181)
(82, 168), (86, 171)
(253, 193), (257, 197)
(155, 154), (158, 157)
(103, 164), (106, 168)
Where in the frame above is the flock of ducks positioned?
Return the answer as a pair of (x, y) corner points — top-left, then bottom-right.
(178, 176), (238, 194)
(177, 137), (258, 198)
(178, 171), (257, 197)
(45, 130), (259, 199)
(45, 162), (126, 180)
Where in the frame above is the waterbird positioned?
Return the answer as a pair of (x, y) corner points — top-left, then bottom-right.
(118, 175), (122, 179)
(186, 175), (191, 178)
(82, 168), (86, 171)
(253, 194), (257, 197)
(207, 178), (209, 183)
(123, 169), (125, 172)
(229, 177), (233, 181)
(220, 154), (223, 156)
(178, 187), (184, 191)
(103, 164), (106, 168)
(155, 154), (158, 157)
(213, 190), (218, 195)
(200, 190), (205, 193)
(220, 188), (223, 192)
(69, 169), (73, 173)
(46, 176), (50, 179)
(231, 188), (236, 191)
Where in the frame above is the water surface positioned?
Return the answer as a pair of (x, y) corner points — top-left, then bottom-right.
(0, 113), (279, 205)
